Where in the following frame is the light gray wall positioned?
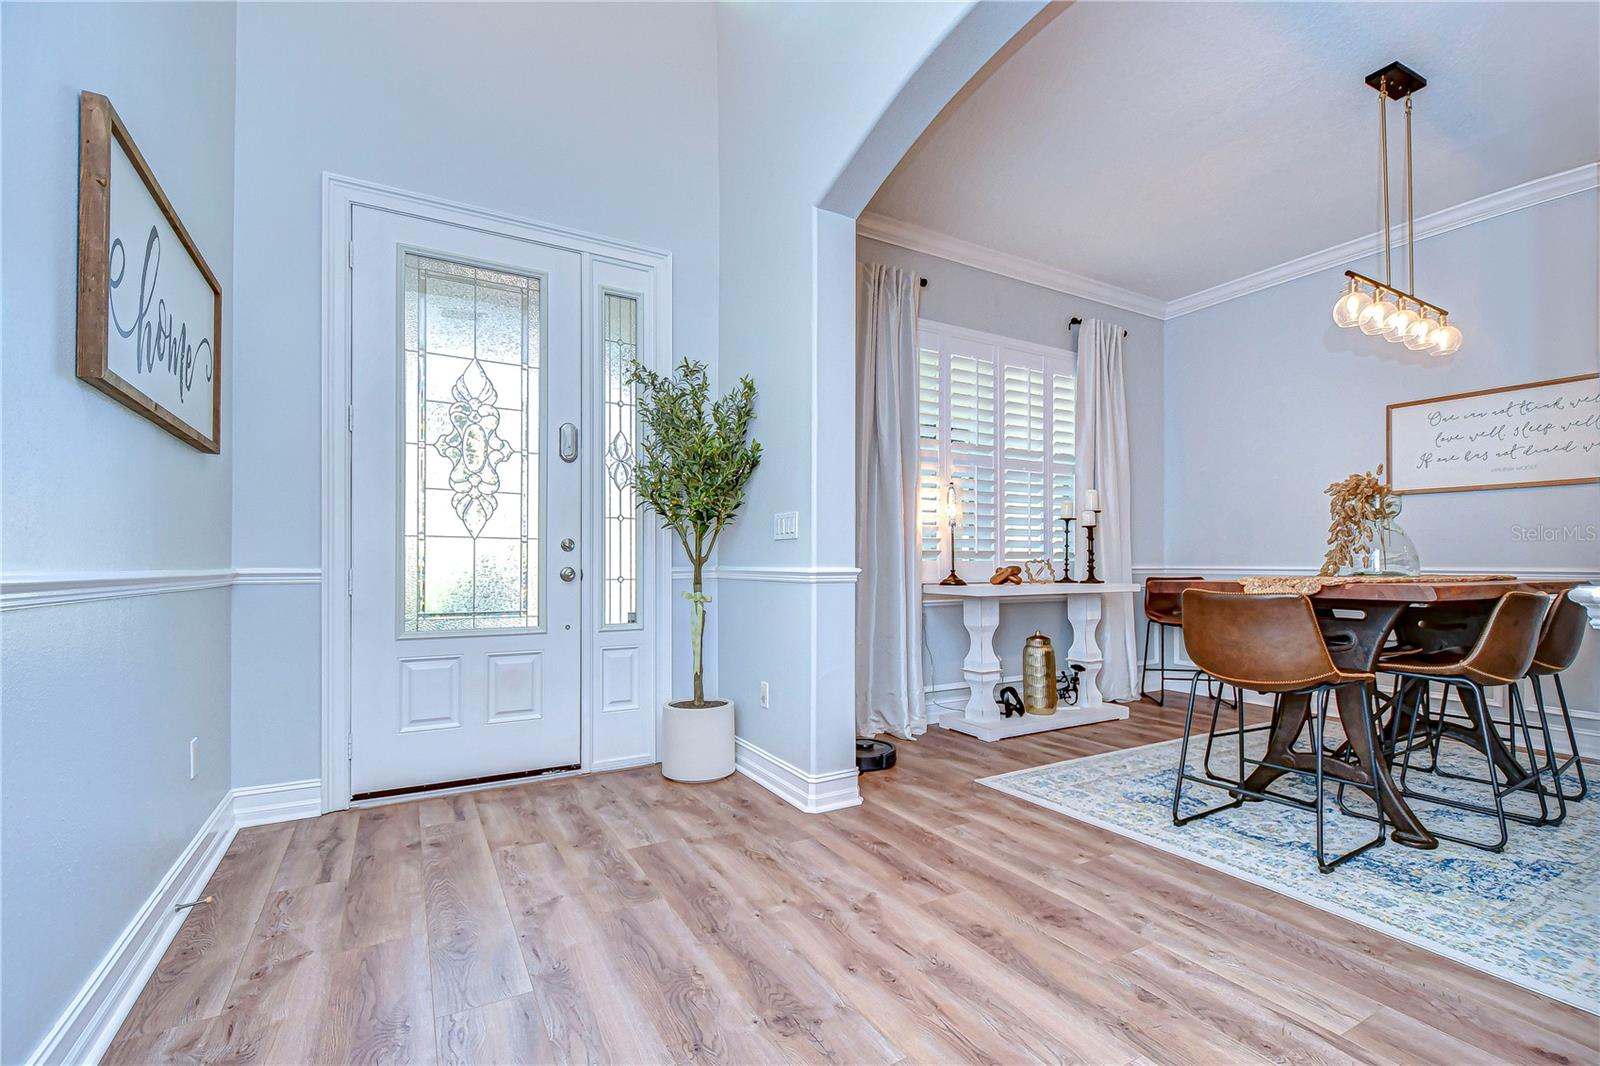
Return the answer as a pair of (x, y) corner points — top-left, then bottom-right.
(0, 3), (237, 1060)
(227, 0), (722, 786)
(714, 1), (1015, 776)
(857, 235), (1167, 691)
(1163, 189), (1600, 712)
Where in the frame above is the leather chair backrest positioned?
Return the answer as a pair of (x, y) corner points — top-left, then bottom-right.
(1529, 594), (1586, 676)
(1144, 576), (1206, 625)
(1456, 591), (1553, 685)
(1180, 590), (1342, 692)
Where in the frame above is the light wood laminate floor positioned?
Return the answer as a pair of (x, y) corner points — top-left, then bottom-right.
(106, 699), (1598, 1064)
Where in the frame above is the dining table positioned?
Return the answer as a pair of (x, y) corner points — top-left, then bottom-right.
(1149, 575), (1586, 850)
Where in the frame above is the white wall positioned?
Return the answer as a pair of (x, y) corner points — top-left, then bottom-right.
(0, 3), (237, 1060)
(857, 235), (1167, 694)
(227, 0), (721, 786)
(1163, 189), (1600, 715)
(714, 1), (1039, 787)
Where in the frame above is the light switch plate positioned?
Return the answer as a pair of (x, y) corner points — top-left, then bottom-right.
(774, 511), (799, 540)
(759, 681), (770, 708)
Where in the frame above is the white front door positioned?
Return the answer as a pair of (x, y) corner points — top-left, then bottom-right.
(349, 206), (583, 796)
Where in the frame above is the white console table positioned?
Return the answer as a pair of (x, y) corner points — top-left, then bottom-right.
(922, 582), (1140, 741)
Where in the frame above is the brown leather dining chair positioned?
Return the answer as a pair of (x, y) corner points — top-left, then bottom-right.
(1527, 594), (1590, 805)
(1403, 591), (1589, 827)
(1378, 591), (1553, 851)
(1139, 576), (1237, 709)
(1172, 590), (1386, 873)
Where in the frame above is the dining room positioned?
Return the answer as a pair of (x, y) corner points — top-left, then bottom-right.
(851, 1), (1599, 1056)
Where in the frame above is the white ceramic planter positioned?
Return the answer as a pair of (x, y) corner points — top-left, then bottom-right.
(660, 698), (735, 782)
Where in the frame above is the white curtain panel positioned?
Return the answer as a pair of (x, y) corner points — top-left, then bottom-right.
(855, 263), (927, 739)
(1073, 318), (1139, 701)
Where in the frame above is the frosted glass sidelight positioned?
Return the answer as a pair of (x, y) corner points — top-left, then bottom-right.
(402, 253), (541, 632)
(601, 293), (639, 626)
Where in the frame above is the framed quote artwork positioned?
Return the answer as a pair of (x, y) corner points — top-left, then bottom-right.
(1386, 373), (1600, 494)
(76, 91), (222, 452)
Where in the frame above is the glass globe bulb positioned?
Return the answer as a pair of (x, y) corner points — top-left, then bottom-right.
(1385, 307), (1418, 342)
(1404, 314), (1435, 350)
(1430, 322), (1462, 356)
(1331, 287), (1370, 328)
(1360, 294), (1397, 335)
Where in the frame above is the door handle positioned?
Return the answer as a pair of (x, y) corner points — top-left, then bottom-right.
(559, 423), (578, 463)
(559, 566), (577, 583)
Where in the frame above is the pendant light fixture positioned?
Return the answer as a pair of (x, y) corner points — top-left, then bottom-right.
(1331, 61), (1461, 356)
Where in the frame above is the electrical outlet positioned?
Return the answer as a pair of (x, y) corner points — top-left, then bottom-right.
(759, 681), (770, 708)
(773, 511), (799, 540)
(189, 737), (199, 780)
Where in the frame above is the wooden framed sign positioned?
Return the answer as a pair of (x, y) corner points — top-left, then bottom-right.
(76, 91), (221, 452)
(1386, 373), (1600, 495)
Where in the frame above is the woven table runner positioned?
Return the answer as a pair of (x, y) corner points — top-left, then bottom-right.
(1238, 573), (1518, 595)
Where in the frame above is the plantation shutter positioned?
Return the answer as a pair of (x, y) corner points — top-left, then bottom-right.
(917, 341), (943, 561)
(915, 321), (1074, 576)
(1001, 366), (1047, 561)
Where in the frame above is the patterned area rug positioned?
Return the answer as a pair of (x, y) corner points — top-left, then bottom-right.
(979, 728), (1599, 1013)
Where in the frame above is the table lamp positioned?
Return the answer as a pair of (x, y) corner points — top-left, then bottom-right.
(939, 479), (966, 586)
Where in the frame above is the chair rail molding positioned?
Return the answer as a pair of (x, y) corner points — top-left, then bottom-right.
(1, 569), (322, 610)
(671, 565), (860, 584)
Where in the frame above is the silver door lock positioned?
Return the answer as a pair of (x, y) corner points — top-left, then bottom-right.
(559, 566), (577, 582)
(558, 422), (578, 463)
(560, 538), (575, 552)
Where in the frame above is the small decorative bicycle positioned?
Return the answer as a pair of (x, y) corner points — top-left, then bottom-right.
(1057, 664), (1084, 707)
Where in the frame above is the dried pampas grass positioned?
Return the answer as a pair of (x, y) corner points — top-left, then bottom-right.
(1321, 465), (1396, 576)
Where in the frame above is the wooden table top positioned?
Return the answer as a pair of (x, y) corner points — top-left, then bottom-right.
(1144, 576), (1586, 603)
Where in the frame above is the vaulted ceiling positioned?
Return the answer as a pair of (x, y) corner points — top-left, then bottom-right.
(865, 1), (1599, 306)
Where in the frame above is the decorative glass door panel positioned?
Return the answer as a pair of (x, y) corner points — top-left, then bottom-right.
(402, 255), (541, 633)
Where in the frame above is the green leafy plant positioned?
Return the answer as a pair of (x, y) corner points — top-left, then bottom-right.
(627, 358), (761, 706)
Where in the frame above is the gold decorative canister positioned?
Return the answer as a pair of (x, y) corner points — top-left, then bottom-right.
(1021, 631), (1058, 715)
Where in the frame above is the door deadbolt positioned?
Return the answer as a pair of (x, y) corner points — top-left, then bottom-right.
(560, 538), (575, 552)
(558, 423), (578, 463)
(559, 566), (577, 582)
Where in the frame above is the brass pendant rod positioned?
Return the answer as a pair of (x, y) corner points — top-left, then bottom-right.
(1378, 78), (1391, 286)
(1344, 269), (1447, 318)
(1404, 94), (1416, 295)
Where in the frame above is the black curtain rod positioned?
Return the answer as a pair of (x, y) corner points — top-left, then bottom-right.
(1068, 316), (1127, 338)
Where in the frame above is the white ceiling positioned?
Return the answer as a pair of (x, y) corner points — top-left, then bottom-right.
(866, 2), (1600, 305)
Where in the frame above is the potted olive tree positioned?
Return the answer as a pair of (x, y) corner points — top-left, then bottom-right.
(628, 358), (760, 781)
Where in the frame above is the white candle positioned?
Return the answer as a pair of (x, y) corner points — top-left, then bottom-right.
(1083, 489), (1101, 512)
(1059, 499), (1073, 519)
(1080, 509), (1097, 527)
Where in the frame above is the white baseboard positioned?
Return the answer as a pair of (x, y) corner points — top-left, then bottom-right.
(27, 780), (319, 1066)
(734, 736), (862, 813)
(232, 778), (323, 828)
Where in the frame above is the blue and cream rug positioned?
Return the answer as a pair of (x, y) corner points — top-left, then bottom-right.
(980, 729), (1599, 1013)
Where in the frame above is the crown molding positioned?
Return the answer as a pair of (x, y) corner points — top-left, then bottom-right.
(857, 212), (1168, 320)
(1165, 163), (1600, 318)
(860, 164), (1598, 323)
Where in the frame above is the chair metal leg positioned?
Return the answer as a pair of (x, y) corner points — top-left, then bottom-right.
(1540, 674), (1588, 802)
(1314, 683), (1386, 873)
(1138, 618), (1159, 706)
(1387, 680), (1509, 851)
(1172, 673), (1244, 826)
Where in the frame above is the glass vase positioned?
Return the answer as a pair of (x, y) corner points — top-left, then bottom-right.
(1354, 497), (1421, 576)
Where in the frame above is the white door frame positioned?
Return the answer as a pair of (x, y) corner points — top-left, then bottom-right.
(320, 173), (673, 812)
